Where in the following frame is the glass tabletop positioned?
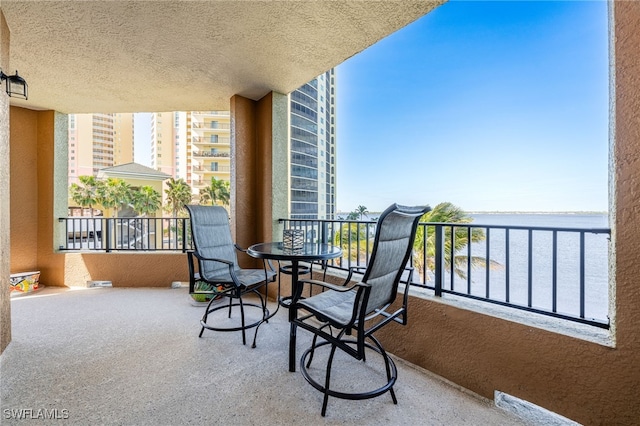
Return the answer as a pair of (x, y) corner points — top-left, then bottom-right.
(247, 242), (342, 262)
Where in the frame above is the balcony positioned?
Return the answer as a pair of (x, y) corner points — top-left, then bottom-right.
(3, 2), (638, 425)
(1, 285), (527, 424)
(192, 151), (230, 159)
(192, 136), (231, 146)
(191, 122), (231, 130)
(193, 165), (231, 174)
(191, 110), (231, 118)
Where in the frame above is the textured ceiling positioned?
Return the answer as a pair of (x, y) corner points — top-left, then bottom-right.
(1, 1), (444, 114)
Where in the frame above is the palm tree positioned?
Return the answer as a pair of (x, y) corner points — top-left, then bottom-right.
(333, 222), (372, 263)
(198, 187), (213, 206)
(98, 178), (132, 218)
(355, 205), (369, 220)
(199, 177), (230, 207)
(413, 202), (500, 281)
(164, 178), (192, 217)
(345, 211), (359, 220)
(69, 175), (101, 217)
(132, 186), (162, 217)
(217, 179), (230, 207)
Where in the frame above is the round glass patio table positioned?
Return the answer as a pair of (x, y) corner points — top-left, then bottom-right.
(247, 241), (342, 371)
(247, 242), (343, 306)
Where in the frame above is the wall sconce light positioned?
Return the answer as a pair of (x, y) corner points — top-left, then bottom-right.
(0, 70), (28, 100)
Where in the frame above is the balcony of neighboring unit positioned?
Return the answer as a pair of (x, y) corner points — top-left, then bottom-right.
(192, 149), (230, 159)
(192, 135), (231, 146)
(191, 122), (231, 130)
(191, 111), (230, 119)
(192, 165), (231, 174)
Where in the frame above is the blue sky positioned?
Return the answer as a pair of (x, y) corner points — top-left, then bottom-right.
(336, 0), (609, 213)
(136, 0), (609, 213)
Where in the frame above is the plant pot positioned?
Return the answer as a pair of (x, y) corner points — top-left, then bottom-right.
(190, 293), (225, 307)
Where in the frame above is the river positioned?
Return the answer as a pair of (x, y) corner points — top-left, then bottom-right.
(461, 213), (609, 323)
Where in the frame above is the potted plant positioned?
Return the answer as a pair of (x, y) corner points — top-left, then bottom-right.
(190, 281), (226, 306)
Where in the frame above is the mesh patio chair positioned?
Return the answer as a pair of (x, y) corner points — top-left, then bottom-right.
(186, 205), (276, 348)
(291, 203), (430, 416)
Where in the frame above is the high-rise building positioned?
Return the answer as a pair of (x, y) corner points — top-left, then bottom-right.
(289, 70), (337, 219)
(151, 71), (336, 218)
(68, 113), (135, 184)
(189, 111), (231, 196)
(150, 112), (179, 178)
(151, 111), (231, 198)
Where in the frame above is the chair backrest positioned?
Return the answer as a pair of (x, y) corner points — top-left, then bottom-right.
(186, 205), (239, 281)
(361, 203), (430, 314)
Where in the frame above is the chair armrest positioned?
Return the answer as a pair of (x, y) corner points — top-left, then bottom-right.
(231, 244), (275, 273)
(401, 267), (414, 315)
(192, 251), (234, 266)
(191, 251), (246, 287)
(344, 266), (367, 285)
(299, 279), (369, 293)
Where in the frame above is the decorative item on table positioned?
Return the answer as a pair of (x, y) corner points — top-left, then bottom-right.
(9, 271), (40, 293)
(283, 229), (304, 252)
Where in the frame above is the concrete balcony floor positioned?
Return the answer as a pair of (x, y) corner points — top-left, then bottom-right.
(1, 286), (527, 425)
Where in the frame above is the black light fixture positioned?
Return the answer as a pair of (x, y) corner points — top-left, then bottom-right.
(0, 70), (28, 100)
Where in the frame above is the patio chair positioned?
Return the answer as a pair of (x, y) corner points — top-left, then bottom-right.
(291, 203), (430, 416)
(186, 205), (276, 348)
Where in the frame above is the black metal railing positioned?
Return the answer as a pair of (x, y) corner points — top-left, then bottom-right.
(280, 218), (611, 329)
(58, 215), (611, 328)
(59, 217), (191, 252)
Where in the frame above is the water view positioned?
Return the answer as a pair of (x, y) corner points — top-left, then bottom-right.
(337, 212), (610, 324)
(462, 213), (610, 323)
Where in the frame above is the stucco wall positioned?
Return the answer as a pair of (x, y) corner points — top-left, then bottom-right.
(0, 10), (11, 354)
(9, 107), (39, 272)
(230, 94), (258, 268)
(231, 92), (286, 269)
(63, 253), (187, 287)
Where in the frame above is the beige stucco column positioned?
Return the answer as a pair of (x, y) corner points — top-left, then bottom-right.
(230, 91), (288, 267)
(0, 10), (11, 354)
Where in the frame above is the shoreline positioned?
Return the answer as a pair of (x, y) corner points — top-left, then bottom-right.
(336, 211), (609, 216)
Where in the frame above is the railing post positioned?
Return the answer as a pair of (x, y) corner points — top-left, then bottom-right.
(105, 218), (111, 253)
(321, 222), (328, 245)
(58, 218), (66, 250)
(182, 218), (188, 253)
(580, 231), (586, 319)
(435, 224), (443, 297)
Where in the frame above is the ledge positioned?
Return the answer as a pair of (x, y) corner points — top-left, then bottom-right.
(404, 285), (614, 348)
(296, 267), (614, 348)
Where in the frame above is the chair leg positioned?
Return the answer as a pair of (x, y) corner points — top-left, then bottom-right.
(198, 288), (269, 345)
(306, 333), (320, 368)
(251, 288), (269, 348)
(199, 296), (216, 338)
(321, 343), (339, 417)
(370, 335), (398, 404)
(306, 323), (333, 368)
(238, 291), (247, 345)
